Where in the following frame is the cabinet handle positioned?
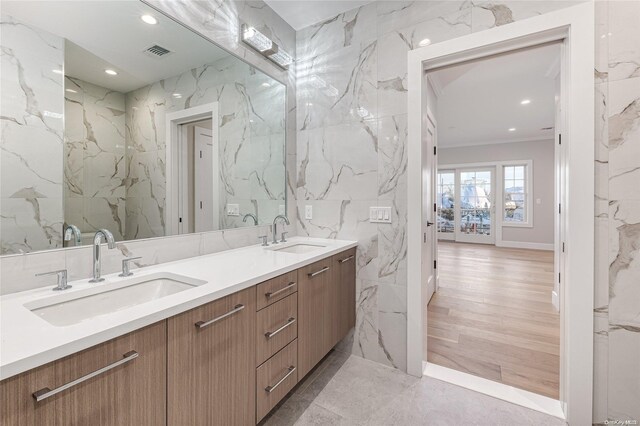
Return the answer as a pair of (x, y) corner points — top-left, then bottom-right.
(265, 366), (296, 393)
(195, 304), (244, 329)
(265, 282), (296, 298)
(32, 351), (139, 402)
(308, 266), (330, 277)
(339, 255), (355, 263)
(265, 317), (296, 339)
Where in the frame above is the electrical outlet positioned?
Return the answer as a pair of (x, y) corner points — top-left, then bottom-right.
(305, 205), (313, 220)
(370, 207), (392, 224)
(227, 204), (240, 216)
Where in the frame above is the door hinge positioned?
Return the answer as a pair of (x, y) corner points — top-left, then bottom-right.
(423, 233), (426, 243)
(559, 203), (562, 214)
(433, 146), (437, 155)
(562, 242), (565, 253)
(433, 203), (437, 212)
(558, 134), (562, 145)
(179, 217), (183, 223)
(558, 272), (561, 283)
(200, 201), (203, 209)
(199, 150), (203, 159)
(434, 260), (437, 269)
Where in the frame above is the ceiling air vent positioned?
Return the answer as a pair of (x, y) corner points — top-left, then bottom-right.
(144, 44), (171, 58)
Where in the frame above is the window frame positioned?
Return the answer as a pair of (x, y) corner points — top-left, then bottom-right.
(501, 160), (533, 228)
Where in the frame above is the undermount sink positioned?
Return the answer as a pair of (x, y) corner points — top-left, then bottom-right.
(25, 272), (206, 327)
(270, 243), (326, 254)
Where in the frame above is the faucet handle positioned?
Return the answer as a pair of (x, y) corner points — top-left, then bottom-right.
(119, 256), (142, 277)
(280, 231), (289, 243)
(258, 235), (269, 247)
(36, 269), (71, 291)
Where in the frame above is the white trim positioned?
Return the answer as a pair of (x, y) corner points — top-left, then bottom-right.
(407, 4), (594, 424)
(424, 363), (565, 420)
(442, 135), (555, 149)
(501, 160), (534, 228)
(165, 103), (219, 235)
(496, 240), (554, 251)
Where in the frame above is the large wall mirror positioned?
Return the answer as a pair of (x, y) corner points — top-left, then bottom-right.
(0, 1), (287, 255)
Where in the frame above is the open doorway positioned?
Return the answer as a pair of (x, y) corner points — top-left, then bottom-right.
(424, 44), (562, 399)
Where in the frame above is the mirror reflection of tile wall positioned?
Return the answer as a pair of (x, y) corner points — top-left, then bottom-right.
(0, 3), (286, 254)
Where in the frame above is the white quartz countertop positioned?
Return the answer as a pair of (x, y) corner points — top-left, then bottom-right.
(0, 237), (357, 381)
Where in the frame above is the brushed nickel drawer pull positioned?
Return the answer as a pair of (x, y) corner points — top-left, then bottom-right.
(32, 351), (139, 402)
(339, 255), (355, 263)
(195, 304), (245, 329)
(265, 366), (296, 393)
(265, 317), (296, 339)
(265, 282), (296, 298)
(308, 266), (330, 277)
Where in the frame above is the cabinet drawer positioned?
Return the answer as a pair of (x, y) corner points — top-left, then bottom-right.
(256, 270), (298, 310)
(256, 293), (297, 366)
(1, 322), (166, 426)
(256, 339), (298, 423)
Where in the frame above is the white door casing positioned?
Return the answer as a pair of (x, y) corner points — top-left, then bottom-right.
(194, 127), (218, 232)
(424, 111), (437, 303)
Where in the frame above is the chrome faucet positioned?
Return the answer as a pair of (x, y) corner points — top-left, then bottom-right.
(64, 224), (82, 246)
(243, 213), (258, 225)
(272, 215), (290, 244)
(90, 229), (116, 283)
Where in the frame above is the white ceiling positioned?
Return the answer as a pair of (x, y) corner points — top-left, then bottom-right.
(264, 0), (373, 30)
(2, 1), (229, 93)
(431, 43), (561, 148)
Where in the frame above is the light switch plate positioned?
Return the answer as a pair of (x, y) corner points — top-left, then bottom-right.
(370, 207), (392, 224)
(305, 205), (313, 220)
(227, 204), (240, 216)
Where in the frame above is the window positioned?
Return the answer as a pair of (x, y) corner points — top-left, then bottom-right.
(436, 171), (455, 234)
(503, 164), (530, 226)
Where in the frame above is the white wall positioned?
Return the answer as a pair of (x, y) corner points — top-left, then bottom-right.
(439, 139), (555, 245)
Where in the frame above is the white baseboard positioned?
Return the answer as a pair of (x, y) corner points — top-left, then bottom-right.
(496, 240), (554, 251)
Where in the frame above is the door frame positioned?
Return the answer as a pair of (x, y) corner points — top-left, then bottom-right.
(165, 102), (219, 235)
(407, 3), (594, 424)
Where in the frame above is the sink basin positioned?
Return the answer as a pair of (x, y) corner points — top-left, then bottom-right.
(25, 272), (206, 326)
(270, 243), (326, 254)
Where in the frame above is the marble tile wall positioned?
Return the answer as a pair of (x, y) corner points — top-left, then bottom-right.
(295, 0), (639, 421)
(0, 14), (65, 254)
(64, 77), (127, 242)
(125, 54), (286, 238)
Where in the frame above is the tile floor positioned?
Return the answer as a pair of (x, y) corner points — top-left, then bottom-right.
(261, 350), (566, 425)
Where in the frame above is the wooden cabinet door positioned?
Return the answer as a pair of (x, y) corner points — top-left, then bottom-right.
(297, 259), (333, 378)
(333, 248), (357, 343)
(167, 287), (256, 426)
(1, 322), (167, 426)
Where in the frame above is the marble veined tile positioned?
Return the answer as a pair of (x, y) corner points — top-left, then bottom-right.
(376, 1), (471, 36)
(607, 326), (640, 422)
(608, 77), (640, 201)
(470, 1), (583, 33)
(608, 0), (640, 82)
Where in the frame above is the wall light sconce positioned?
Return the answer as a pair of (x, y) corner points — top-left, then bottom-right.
(241, 24), (292, 69)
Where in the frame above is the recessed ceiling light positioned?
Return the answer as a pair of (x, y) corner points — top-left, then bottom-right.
(104, 69), (118, 76)
(141, 15), (158, 25)
(419, 38), (431, 47)
(520, 99), (531, 105)
(261, 82), (271, 88)
(508, 128), (516, 132)
(52, 69), (63, 75)
(172, 93), (182, 98)
(65, 88), (77, 93)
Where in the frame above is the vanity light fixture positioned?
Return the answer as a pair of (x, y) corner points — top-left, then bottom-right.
(141, 15), (158, 25)
(508, 127), (516, 132)
(241, 24), (292, 69)
(104, 69), (118, 76)
(520, 99), (531, 105)
(418, 38), (431, 47)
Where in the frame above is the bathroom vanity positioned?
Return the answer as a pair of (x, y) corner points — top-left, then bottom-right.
(0, 238), (357, 425)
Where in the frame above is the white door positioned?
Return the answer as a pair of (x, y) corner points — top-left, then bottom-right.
(424, 113), (437, 303)
(194, 127), (217, 232)
(454, 167), (495, 244)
